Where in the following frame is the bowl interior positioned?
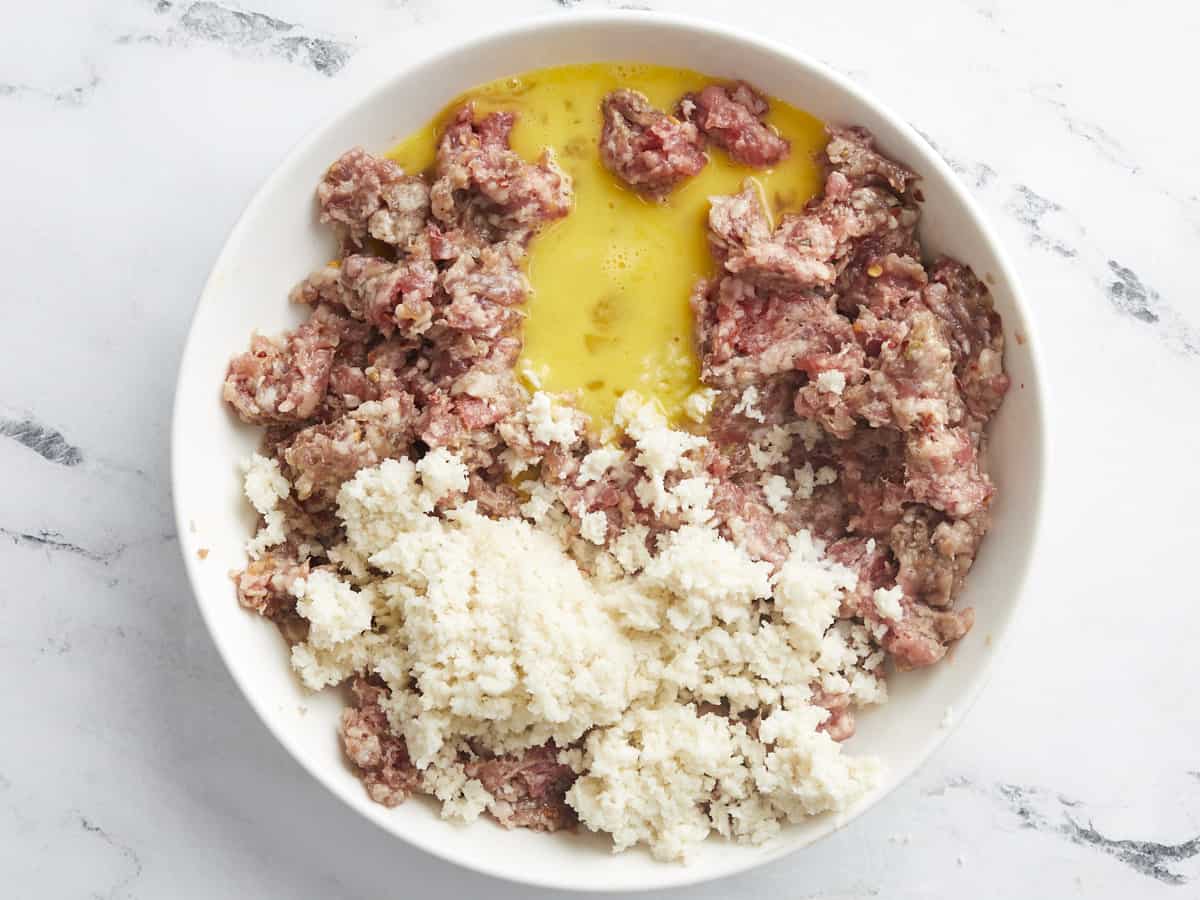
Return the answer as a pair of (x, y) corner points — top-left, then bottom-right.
(172, 12), (1045, 892)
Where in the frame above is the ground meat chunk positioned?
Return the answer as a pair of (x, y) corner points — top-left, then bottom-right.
(692, 275), (861, 388)
(811, 687), (856, 742)
(291, 255), (438, 338)
(849, 507), (987, 669)
(465, 744), (578, 832)
(560, 477), (627, 542)
(852, 306), (964, 431)
(707, 180), (773, 264)
(834, 429), (909, 537)
(412, 347), (524, 472)
(790, 292), (994, 521)
(825, 125), (916, 195)
(315, 307), (387, 419)
(923, 259), (1011, 426)
(416, 385), (516, 464)
(422, 221), (490, 264)
(599, 89), (708, 196)
(341, 678), (422, 806)
(709, 477), (791, 567)
(890, 507), (986, 610)
(707, 383), (799, 478)
(884, 603), (975, 670)
(439, 241), (528, 338)
(792, 483), (851, 542)
(826, 536), (895, 619)
(283, 393), (418, 506)
(398, 329), (522, 408)
(365, 335), (419, 376)
(431, 106), (572, 244)
(904, 425), (993, 518)
(317, 148), (431, 249)
(324, 363), (380, 416)
(275, 494), (341, 545)
(370, 178), (431, 248)
(792, 381), (859, 441)
(223, 305), (344, 425)
(836, 251), (926, 321)
(680, 82), (790, 168)
(720, 172), (917, 293)
(466, 472), (524, 519)
(232, 550), (309, 619)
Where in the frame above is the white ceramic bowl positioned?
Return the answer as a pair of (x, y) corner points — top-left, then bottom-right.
(172, 11), (1046, 892)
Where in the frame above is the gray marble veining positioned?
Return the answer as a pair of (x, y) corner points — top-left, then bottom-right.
(118, 1), (355, 75)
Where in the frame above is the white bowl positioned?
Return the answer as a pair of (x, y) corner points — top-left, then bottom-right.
(172, 11), (1046, 892)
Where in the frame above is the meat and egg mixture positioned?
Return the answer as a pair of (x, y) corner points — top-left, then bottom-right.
(222, 63), (1009, 860)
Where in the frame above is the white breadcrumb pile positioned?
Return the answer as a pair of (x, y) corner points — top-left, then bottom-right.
(244, 391), (887, 862)
(683, 387), (717, 423)
(614, 391), (712, 520)
(731, 385), (766, 422)
(526, 390), (582, 445)
(577, 446), (624, 485)
(762, 474), (792, 514)
(816, 370), (847, 394)
(872, 585), (905, 622)
(291, 569), (373, 649)
(241, 454), (290, 558)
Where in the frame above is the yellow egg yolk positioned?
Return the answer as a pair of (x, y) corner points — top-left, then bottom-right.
(387, 63), (827, 427)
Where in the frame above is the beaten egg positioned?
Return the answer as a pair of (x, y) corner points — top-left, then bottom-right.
(388, 63), (827, 426)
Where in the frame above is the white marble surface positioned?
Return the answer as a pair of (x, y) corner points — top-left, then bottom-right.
(3, 1), (1199, 896)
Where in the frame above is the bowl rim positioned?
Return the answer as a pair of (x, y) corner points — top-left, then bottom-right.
(171, 8), (1048, 892)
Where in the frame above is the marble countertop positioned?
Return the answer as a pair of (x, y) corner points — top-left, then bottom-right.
(3, 1), (1198, 896)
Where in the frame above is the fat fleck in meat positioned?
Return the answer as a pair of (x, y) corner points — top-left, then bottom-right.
(680, 82), (790, 168)
(599, 89), (708, 196)
(341, 678), (422, 806)
(465, 744), (578, 832)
